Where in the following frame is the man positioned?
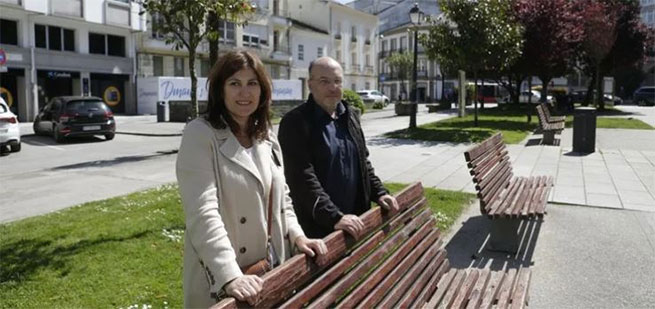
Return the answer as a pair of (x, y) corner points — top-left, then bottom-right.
(278, 57), (398, 239)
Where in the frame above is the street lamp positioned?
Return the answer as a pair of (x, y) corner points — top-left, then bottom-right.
(409, 3), (423, 129)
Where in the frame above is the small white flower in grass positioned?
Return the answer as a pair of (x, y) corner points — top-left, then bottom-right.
(162, 229), (184, 242)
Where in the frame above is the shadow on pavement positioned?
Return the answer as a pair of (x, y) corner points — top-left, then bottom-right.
(50, 150), (178, 170)
(445, 215), (542, 271)
(525, 137), (560, 147)
(21, 135), (108, 146)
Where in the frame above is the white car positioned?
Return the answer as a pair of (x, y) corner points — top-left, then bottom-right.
(357, 90), (390, 106)
(0, 97), (21, 153)
(519, 90), (553, 104)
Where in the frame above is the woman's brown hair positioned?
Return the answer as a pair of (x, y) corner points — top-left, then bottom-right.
(206, 50), (272, 141)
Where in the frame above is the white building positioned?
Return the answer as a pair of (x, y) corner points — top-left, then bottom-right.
(287, 0), (379, 93)
(0, 0), (144, 121)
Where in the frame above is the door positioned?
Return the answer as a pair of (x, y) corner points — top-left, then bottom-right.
(90, 74), (127, 113)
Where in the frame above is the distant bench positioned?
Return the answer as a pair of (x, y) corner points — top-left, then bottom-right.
(212, 182), (531, 309)
(464, 133), (553, 253)
(535, 104), (564, 145)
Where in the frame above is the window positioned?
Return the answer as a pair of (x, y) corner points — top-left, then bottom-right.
(89, 33), (106, 54)
(351, 83), (356, 91)
(365, 54), (370, 66)
(107, 35), (125, 57)
(151, 13), (165, 39)
(0, 19), (18, 45)
(317, 47), (323, 58)
(390, 38), (397, 51)
(242, 34), (260, 48)
(34, 24), (75, 51)
(201, 59), (211, 77)
(365, 82), (370, 89)
(400, 36), (407, 51)
(351, 26), (356, 37)
(298, 44), (304, 61)
(48, 26), (62, 51)
(336, 50), (341, 61)
(174, 57), (185, 76)
(35, 25), (46, 48)
(381, 40), (387, 52)
(89, 33), (125, 57)
(63, 29), (74, 51)
(273, 31), (279, 50)
(219, 21), (235, 43)
(153, 56), (163, 76)
(351, 52), (356, 65)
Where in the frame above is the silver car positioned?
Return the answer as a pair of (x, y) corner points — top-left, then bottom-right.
(357, 90), (390, 106)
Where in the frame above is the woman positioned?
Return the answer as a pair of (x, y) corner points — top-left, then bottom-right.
(176, 50), (327, 308)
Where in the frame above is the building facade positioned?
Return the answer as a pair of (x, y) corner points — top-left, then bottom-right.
(0, 0), (144, 121)
(350, 0), (447, 102)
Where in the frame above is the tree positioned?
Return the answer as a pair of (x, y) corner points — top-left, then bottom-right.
(386, 51), (413, 102)
(142, 0), (253, 118)
(514, 0), (584, 108)
(421, 0), (522, 125)
(578, 0), (653, 110)
(207, 1), (258, 67)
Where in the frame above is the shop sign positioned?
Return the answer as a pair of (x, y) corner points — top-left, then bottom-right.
(103, 86), (121, 107)
(272, 79), (302, 100)
(47, 71), (72, 79)
(0, 49), (6, 65)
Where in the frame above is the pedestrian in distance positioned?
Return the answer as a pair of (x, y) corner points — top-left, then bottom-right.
(278, 57), (399, 241)
(176, 50), (327, 308)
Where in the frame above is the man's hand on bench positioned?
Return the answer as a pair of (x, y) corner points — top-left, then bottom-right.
(335, 214), (365, 240)
(295, 236), (329, 266)
(378, 194), (400, 212)
(224, 275), (263, 306)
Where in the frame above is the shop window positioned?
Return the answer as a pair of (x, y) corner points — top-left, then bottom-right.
(0, 19), (18, 45)
(48, 26), (62, 51)
(89, 33), (106, 55)
(63, 29), (75, 51)
(35, 24), (46, 48)
(107, 35), (125, 57)
(153, 56), (163, 76)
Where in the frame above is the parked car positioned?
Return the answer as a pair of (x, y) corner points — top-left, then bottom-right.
(356, 90), (390, 106)
(0, 97), (21, 153)
(33, 96), (116, 143)
(518, 90), (553, 104)
(633, 86), (655, 106)
(570, 90), (622, 105)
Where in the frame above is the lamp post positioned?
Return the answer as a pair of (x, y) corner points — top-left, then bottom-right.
(409, 3), (423, 129)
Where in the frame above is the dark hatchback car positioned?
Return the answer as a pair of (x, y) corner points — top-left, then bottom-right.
(633, 86), (655, 106)
(33, 96), (116, 143)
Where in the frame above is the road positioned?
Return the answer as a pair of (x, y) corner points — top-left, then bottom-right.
(0, 129), (181, 223)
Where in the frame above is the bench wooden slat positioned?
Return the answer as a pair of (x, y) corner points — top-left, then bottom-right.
(503, 177), (529, 217)
(464, 132), (503, 162)
(438, 269), (468, 308)
(336, 217), (436, 307)
(396, 249), (448, 308)
(409, 255), (451, 308)
(519, 177), (541, 216)
(488, 177), (522, 216)
(510, 177), (534, 217)
(511, 267), (532, 309)
(475, 157), (510, 187)
(358, 232), (442, 308)
(469, 146), (507, 178)
(478, 270), (506, 309)
(280, 195), (428, 308)
(479, 164), (512, 207)
(422, 267), (458, 308)
(308, 210), (434, 308)
(465, 269), (491, 309)
(535, 176), (553, 214)
(527, 176), (546, 215)
(467, 138), (504, 168)
(450, 269), (481, 309)
(496, 268), (518, 308)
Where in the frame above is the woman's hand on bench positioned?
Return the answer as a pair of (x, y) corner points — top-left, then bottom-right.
(295, 236), (329, 266)
(224, 275), (263, 306)
(378, 194), (400, 212)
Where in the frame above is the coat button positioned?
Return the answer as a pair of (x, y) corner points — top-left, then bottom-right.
(240, 217), (246, 224)
(239, 247), (246, 254)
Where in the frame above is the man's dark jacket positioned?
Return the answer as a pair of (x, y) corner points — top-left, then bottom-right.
(278, 95), (388, 238)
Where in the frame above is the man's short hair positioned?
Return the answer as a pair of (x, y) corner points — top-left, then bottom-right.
(308, 60), (315, 79)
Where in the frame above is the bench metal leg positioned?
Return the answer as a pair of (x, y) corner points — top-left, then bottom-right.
(542, 131), (555, 145)
(487, 217), (521, 254)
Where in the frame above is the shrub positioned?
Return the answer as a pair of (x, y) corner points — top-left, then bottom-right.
(343, 89), (366, 115)
(372, 101), (385, 109)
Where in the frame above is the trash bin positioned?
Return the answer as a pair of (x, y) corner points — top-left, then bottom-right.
(572, 107), (596, 153)
(157, 101), (169, 122)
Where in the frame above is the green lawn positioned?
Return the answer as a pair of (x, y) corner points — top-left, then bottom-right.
(564, 116), (654, 130)
(0, 183), (474, 308)
(385, 112), (538, 144)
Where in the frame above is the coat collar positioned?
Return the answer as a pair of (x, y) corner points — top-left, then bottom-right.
(215, 125), (273, 194)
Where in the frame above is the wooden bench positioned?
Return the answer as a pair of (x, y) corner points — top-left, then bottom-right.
(539, 103), (566, 123)
(464, 133), (553, 253)
(212, 182), (532, 308)
(535, 104), (564, 145)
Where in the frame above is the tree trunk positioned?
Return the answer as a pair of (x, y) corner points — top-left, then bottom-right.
(208, 11), (219, 67)
(527, 77), (532, 123)
(189, 39), (198, 119)
(539, 76), (550, 105)
(584, 72), (595, 107)
(480, 79), (485, 109)
(473, 72), (478, 127)
(596, 66), (604, 111)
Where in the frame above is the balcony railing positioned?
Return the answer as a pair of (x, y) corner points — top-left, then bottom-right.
(334, 34), (342, 40)
(51, 0), (82, 18)
(364, 65), (374, 74)
(417, 71), (428, 78)
(351, 64), (361, 72)
(350, 36), (357, 43)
